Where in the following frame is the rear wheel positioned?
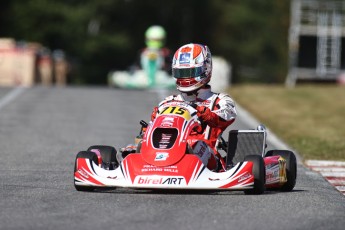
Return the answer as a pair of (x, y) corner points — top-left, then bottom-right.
(74, 151), (98, 191)
(266, 150), (297, 191)
(87, 145), (118, 170)
(244, 155), (265, 195)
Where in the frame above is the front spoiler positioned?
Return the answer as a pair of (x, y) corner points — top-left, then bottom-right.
(74, 154), (255, 190)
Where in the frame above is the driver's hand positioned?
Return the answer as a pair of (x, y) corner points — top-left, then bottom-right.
(196, 106), (213, 122)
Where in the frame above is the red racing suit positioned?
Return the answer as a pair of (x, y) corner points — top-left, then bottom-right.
(152, 85), (237, 170)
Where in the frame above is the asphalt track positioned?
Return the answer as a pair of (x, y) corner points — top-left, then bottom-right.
(0, 86), (345, 230)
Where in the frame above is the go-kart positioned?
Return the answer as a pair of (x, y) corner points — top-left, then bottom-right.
(74, 101), (296, 194)
(108, 48), (175, 89)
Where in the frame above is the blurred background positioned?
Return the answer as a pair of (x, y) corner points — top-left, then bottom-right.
(0, 0), (291, 86)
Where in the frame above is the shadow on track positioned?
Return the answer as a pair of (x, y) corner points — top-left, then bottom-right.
(77, 187), (306, 196)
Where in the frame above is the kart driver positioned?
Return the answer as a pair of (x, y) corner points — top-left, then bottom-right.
(120, 43), (237, 171)
(139, 25), (172, 74)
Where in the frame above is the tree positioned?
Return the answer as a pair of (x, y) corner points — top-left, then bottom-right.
(0, 0), (290, 84)
(211, 0), (290, 83)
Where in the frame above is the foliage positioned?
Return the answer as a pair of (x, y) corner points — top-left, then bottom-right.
(211, 0), (290, 83)
(0, 0), (290, 84)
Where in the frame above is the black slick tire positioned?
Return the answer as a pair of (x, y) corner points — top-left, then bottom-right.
(244, 155), (266, 195)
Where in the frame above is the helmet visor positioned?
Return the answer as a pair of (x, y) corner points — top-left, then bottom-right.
(173, 66), (205, 79)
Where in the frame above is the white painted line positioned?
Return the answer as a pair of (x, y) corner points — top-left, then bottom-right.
(320, 172), (345, 177)
(310, 167), (345, 172)
(305, 160), (345, 167)
(0, 87), (26, 111)
(336, 186), (345, 192)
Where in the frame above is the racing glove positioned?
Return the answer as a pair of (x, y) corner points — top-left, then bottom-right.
(196, 106), (219, 127)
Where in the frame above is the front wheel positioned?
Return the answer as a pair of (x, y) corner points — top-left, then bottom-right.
(87, 145), (118, 170)
(244, 155), (266, 195)
(266, 150), (297, 191)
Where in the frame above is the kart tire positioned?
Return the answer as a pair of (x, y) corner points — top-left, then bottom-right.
(74, 151), (98, 192)
(265, 150), (297, 191)
(87, 145), (118, 170)
(244, 155), (266, 195)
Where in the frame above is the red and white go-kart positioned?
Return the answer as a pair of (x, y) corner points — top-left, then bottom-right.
(74, 101), (297, 194)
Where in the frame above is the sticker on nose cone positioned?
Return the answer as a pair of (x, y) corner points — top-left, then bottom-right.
(155, 152), (169, 161)
(135, 176), (185, 185)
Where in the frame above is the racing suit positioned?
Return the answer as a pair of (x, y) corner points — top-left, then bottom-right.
(140, 47), (172, 74)
(152, 85), (237, 171)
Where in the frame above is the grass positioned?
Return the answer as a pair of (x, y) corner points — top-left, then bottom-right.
(228, 84), (345, 161)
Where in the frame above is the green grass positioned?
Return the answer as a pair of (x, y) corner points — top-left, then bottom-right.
(228, 84), (345, 161)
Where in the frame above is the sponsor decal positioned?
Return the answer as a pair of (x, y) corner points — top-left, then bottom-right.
(161, 123), (172, 128)
(135, 176), (185, 185)
(158, 133), (173, 149)
(142, 165), (163, 172)
(266, 164), (280, 183)
(163, 166), (178, 173)
(179, 53), (191, 64)
(159, 106), (190, 120)
(155, 152), (169, 161)
(238, 172), (252, 183)
(195, 144), (207, 158)
(161, 117), (174, 127)
(193, 141), (211, 166)
(141, 165), (178, 173)
(162, 117), (174, 122)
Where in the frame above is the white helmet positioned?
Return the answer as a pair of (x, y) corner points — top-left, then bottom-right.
(172, 43), (212, 92)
